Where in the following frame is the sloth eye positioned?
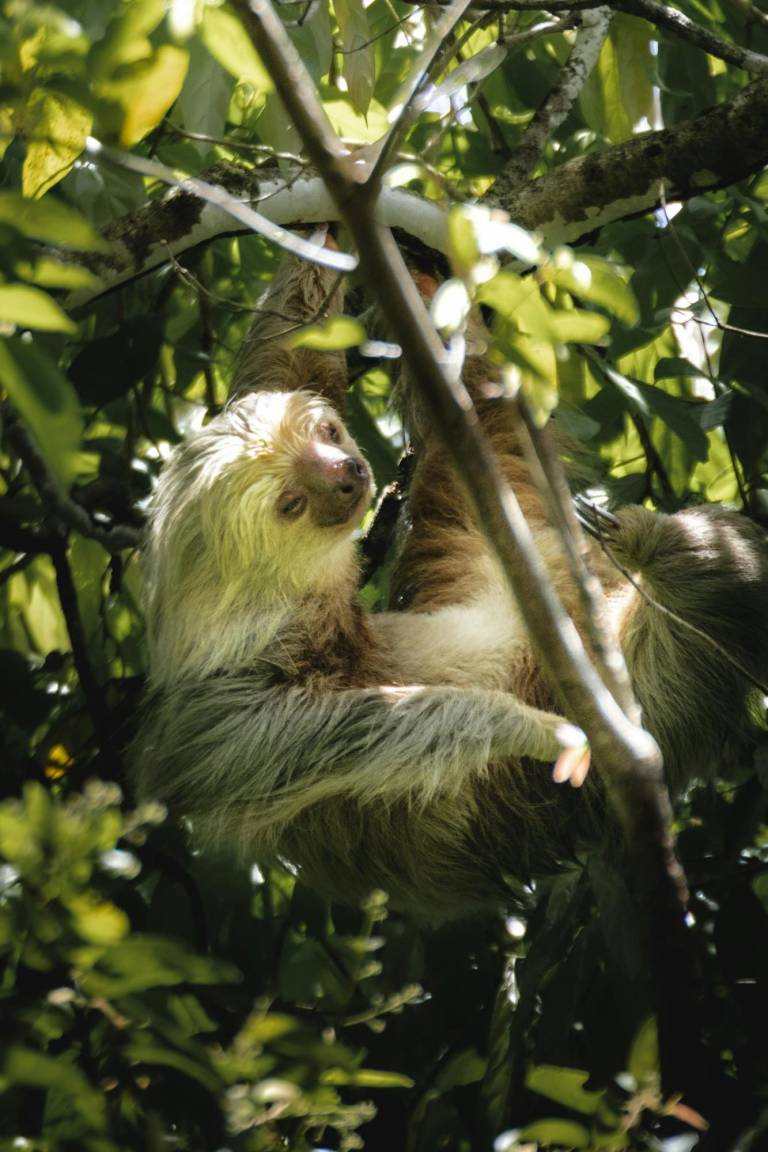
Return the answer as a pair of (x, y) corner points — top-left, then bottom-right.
(277, 491), (307, 520)
(322, 421), (342, 444)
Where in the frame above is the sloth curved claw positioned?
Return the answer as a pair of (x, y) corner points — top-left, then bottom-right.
(552, 740), (592, 788)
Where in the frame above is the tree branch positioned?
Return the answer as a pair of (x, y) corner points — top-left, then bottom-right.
(420, 0), (768, 75)
(61, 74), (768, 310)
(498, 75), (768, 244)
(232, 0), (709, 1098)
(498, 6), (612, 192)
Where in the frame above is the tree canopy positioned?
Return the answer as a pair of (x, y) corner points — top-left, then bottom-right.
(0, 1), (768, 1149)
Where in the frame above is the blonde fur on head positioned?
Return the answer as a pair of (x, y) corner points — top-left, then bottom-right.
(144, 390), (367, 688)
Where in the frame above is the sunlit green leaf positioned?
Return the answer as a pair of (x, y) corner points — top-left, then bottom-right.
(520, 1118), (591, 1148)
(201, 4), (273, 94)
(100, 45), (190, 146)
(288, 316), (366, 351)
(0, 285), (75, 333)
(22, 88), (92, 198)
(526, 1065), (604, 1115)
(0, 337), (83, 485)
(0, 193), (108, 251)
(545, 252), (639, 326)
(335, 0), (374, 117)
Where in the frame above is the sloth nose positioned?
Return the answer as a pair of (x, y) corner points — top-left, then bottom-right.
(336, 456), (369, 494)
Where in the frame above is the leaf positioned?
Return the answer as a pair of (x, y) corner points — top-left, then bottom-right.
(0, 193), (107, 251)
(526, 1065), (604, 1115)
(21, 88), (92, 198)
(431, 278), (472, 336)
(519, 1118), (591, 1148)
(322, 1068), (415, 1088)
(545, 252), (639, 326)
(4, 1049), (107, 1129)
(75, 935), (241, 996)
(418, 44), (507, 111)
(0, 285), (75, 333)
(122, 1036), (225, 1093)
(69, 316), (165, 405)
(628, 1017), (659, 1085)
(67, 894), (130, 945)
(201, 5), (273, 94)
(0, 337), (83, 485)
(435, 1048), (486, 1090)
(102, 45), (190, 146)
(287, 316), (366, 352)
(546, 309), (610, 344)
(635, 381), (709, 461)
(335, 0), (374, 117)
(322, 94), (389, 143)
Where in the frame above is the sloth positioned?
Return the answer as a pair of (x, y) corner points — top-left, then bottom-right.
(132, 255), (768, 923)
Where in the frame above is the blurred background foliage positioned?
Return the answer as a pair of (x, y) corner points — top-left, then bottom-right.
(0, 0), (767, 1149)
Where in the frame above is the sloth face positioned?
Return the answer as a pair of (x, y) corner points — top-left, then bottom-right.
(150, 390), (374, 598)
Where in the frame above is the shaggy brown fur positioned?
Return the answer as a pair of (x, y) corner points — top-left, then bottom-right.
(132, 255), (768, 923)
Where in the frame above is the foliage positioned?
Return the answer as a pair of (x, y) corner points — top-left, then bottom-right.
(0, 1), (767, 1149)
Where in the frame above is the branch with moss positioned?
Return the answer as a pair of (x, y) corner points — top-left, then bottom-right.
(60, 72), (768, 310)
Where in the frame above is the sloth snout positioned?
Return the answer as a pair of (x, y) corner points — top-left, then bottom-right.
(336, 455), (369, 495)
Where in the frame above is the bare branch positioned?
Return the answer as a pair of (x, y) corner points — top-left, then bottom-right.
(497, 6), (612, 193)
(499, 75), (768, 244)
(369, 0), (475, 186)
(411, 0), (768, 74)
(63, 171), (448, 311)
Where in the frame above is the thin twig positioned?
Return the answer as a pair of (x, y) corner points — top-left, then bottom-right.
(83, 137), (357, 273)
(370, 0), (475, 187)
(401, 0), (768, 74)
(51, 538), (113, 750)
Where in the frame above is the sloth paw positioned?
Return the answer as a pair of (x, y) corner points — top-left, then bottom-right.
(552, 737), (592, 788)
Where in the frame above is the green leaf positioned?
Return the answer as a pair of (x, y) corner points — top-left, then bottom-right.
(122, 1036), (225, 1093)
(0, 337), (83, 485)
(0, 285), (75, 333)
(335, 0), (374, 116)
(526, 1065), (604, 1115)
(422, 44), (507, 110)
(545, 252), (639, 326)
(201, 5), (274, 94)
(67, 894), (130, 945)
(547, 309), (610, 344)
(752, 871), (768, 913)
(100, 45), (190, 146)
(75, 935), (241, 996)
(322, 1068), (415, 1088)
(0, 193), (108, 251)
(22, 88), (92, 198)
(288, 316), (366, 352)
(635, 381), (709, 461)
(628, 1017), (659, 1085)
(4, 1048), (107, 1130)
(519, 1118), (591, 1148)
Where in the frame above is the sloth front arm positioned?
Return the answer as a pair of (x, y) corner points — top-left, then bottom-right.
(140, 677), (582, 834)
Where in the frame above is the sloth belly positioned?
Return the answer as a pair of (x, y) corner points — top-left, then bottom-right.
(374, 588), (529, 692)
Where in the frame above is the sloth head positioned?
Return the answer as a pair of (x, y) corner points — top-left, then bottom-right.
(144, 391), (374, 672)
